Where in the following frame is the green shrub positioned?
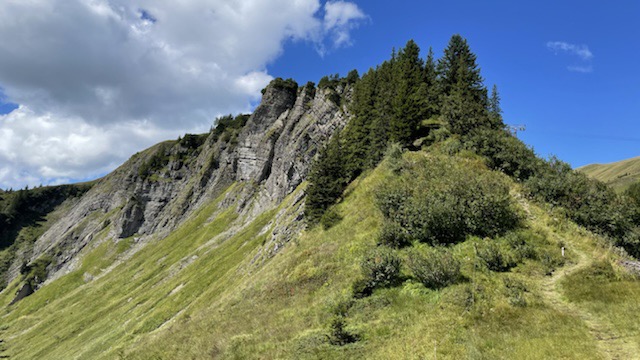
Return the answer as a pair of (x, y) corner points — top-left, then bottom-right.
(503, 230), (538, 261)
(503, 277), (528, 307)
(376, 155), (523, 245)
(327, 316), (359, 346)
(407, 247), (461, 289)
(475, 240), (517, 272)
(354, 248), (402, 297)
(377, 220), (411, 248)
(464, 128), (542, 181)
(526, 158), (639, 257)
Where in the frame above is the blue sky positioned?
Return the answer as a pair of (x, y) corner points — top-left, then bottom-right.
(0, 0), (638, 189)
(269, 0), (640, 168)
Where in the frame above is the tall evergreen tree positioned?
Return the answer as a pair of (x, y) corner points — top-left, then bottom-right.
(305, 131), (347, 224)
(488, 84), (504, 127)
(437, 35), (491, 134)
(423, 47), (439, 119)
(390, 40), (427, 146)
(344, 68), (378, 177)
(437, 35), (487, 106)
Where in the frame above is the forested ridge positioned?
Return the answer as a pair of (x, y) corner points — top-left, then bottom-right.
(306, 35), (640, 259)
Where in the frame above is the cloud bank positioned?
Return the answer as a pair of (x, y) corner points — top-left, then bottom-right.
(0, 0), (366, 189)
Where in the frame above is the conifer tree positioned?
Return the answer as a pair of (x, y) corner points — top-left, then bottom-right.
(437, 35), (487, 104)
(488, 84), (504, 127)
(423, 47), (439, 119)
(344, 69), (377, 177)
(437, 35), (491, 134)
(305, 131), (347, 224)
(390, 40), (427, 146)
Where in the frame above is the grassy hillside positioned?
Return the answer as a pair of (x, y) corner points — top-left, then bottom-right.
(1, 151), (638, 359)
(579, 156), (640, 192)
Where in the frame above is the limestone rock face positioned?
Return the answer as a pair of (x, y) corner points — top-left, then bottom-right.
(6, 81), (350, 287)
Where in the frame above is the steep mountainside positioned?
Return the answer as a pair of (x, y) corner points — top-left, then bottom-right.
(579, 156), (640, 191)
(0, 79), (348, 294)
(1, 36), (639, 359)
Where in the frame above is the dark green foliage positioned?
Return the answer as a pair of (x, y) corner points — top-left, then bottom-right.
(489, 84), (503, 124)
(345, 69), (360, 85)
(211, 114), (250, 142)
(464, 128), (543, 180)
(390, 40), (428, 146)
(475, 240), (517, 272)
(376, 155), (522, 245)
(625, 182), (640, 225)
(318, 74), (340, 89)
(377, 220), (411, 248)
(305, 132), (347, 225)
(21, 255), (52, 288)
(0, 184), (92, 250)
(327, 316), (359, 346)
(437, 35), (495, 134)
(437, 34), (487, 107)
(264, 77), (298, 93)
(354, 248), (402, 297)
(138, 143), (172, 179)
(304, 81), (316, 99)
(320, 208), (342, 230)
(525, 158), (638, 256)
(627, 182), (640, 207)
(407, 247), (462, 289)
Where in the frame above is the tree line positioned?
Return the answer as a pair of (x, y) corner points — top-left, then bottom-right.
(306, 34), (503, 225)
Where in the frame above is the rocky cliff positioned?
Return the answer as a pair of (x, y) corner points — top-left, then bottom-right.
(5, 80), (350, 291)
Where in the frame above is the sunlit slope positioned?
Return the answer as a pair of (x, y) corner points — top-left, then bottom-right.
(1, 153), (639, 360)
(579, 156), (640, 191)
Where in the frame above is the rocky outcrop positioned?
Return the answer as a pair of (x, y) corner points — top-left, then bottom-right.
(5, 80), (350, 289)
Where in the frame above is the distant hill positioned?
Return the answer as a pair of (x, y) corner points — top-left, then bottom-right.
(579, 156), (640, 191)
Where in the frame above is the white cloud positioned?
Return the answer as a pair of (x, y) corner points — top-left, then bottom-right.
(0, 0), (367, 189)
(546, 41), (594, 73)
(324, 1), (367, 48)
(546, 41), (593, 60)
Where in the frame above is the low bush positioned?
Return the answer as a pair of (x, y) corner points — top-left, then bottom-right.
(327, 316), (359, 346)
(407, 247), (461, 289)
(377, 221), (412, 248)
(354, 248), (402, 297)
(475, 240), (517, 272)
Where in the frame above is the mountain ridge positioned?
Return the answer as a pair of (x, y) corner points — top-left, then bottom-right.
(579, 155), (640, 192)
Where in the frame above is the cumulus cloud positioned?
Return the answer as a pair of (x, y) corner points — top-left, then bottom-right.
(546, 41), (594, 73)
(323, 1), (368, 49)
(0, 0), (367, 189)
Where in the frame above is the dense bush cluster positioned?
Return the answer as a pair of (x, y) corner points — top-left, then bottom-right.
(525, 158), (640, 257)
(376, 155), (522, 245)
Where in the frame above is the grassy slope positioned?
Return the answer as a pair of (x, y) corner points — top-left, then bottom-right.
(1, 153), (639, 359)
(579, 156), (640, 191)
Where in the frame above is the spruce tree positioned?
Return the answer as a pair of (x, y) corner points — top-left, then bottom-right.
(423, 47), (439, 119)
(344, 69), (377, 177)
(390, 40), (427, 146)
(305, 131), (347, 224)
(437, 35), (487, 106)
(438, 35), (490, 134)
(488, 84), (504, 127)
